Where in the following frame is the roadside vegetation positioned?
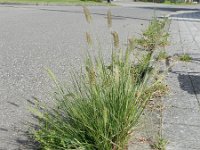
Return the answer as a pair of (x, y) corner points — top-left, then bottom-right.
(156, 51), (169, 61)
(151, 137), (168, 150)
(0, 0), (108, 5)
(137, 0), (196, 5)
(31, 7), (169, 150)
(163, 0), (196, 5)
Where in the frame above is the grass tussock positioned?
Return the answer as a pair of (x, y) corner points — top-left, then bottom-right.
(31, 8), (169, 150)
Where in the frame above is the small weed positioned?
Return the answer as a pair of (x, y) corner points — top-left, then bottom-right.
(151, 137), (168, 150)
(179, 54), (192, 62)
(156, 51), (169, 61)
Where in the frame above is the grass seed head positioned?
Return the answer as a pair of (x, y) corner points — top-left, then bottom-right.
(83, 6), (92, 24)
(86, 32), (93, 46)
(128, 37), (135, 50)
(111, 31), (119, 49)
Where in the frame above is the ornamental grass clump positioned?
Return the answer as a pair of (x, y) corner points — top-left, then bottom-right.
(31, 8), (168, 150)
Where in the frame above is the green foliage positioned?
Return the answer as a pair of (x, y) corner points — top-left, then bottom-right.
(164, 0), (195, 5)
(81, 0), (102, 3)
(179, 54), (192, 62)
(136, 18), (169, 52)
(137, 0), (165, 3)
(132, 53), (153, 84)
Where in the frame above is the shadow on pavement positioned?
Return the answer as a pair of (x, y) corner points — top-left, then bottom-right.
(16, 135), (40, 150)
(0, 127), (9, 132)
(15, 121), (40, 149)
(178, 73), (200, 94)
(14, 97), (40, 149)
(0, 127), (39, 149)
(7, 101), (20, 107)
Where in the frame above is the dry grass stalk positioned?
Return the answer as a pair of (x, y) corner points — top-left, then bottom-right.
(86, 32), (93, 46)
(107, 10), (112, 28)
(111, 31), (119, 48)
(128, 37), (135, 50)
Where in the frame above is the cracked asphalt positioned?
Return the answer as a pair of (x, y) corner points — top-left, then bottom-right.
(0, 3), (198, 149)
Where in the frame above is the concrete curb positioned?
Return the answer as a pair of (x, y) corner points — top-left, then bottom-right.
(160, 10), (200, 22)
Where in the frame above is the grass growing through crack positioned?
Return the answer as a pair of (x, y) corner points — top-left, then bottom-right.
(178, 54), (192, 62)
(156, 51), (169, 61)
(136, 18), (169, 52)
(31, 8), (169, 150)
(151, 137), (168, 150)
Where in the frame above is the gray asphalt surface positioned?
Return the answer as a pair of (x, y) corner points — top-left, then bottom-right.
(0, 3), (197, 149)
